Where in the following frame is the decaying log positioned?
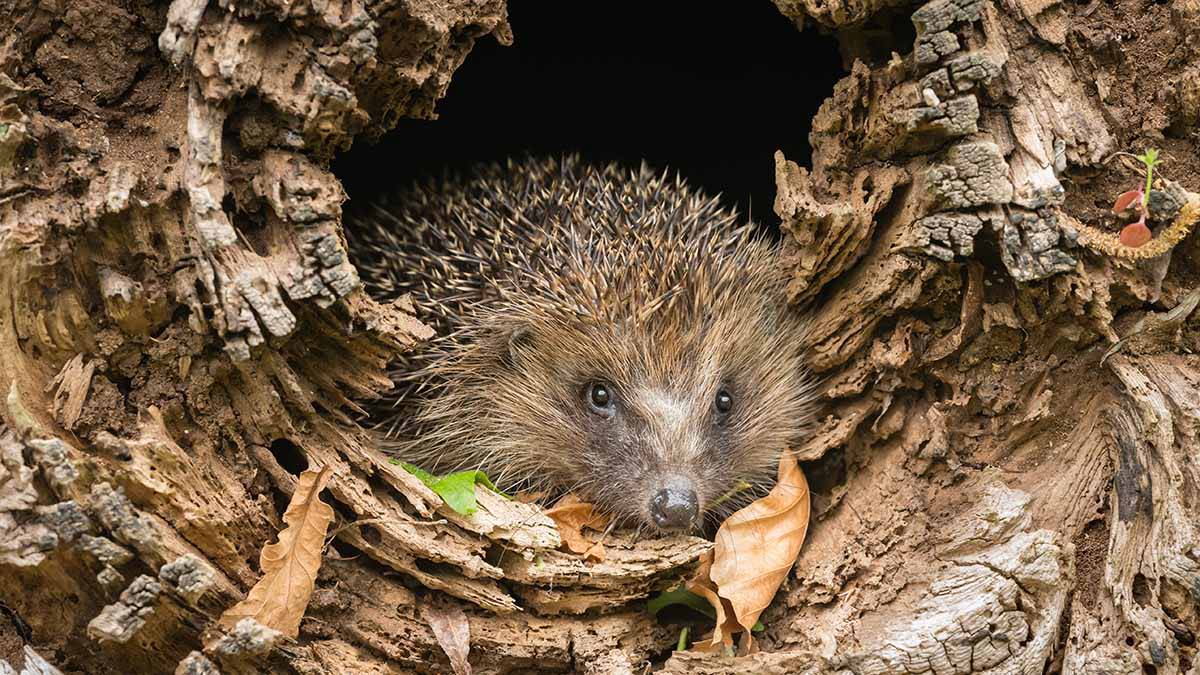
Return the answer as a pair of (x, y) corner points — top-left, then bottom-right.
(2, 0), (1200, 671)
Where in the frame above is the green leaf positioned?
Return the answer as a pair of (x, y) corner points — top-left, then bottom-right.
(649, 586), (766, 633)
(400, 462), (438, 487)
(463, 470), (501, 495)
(648, 587), (716, 619)
(433, 470), (488, 515)
(398, 464), (505, 515)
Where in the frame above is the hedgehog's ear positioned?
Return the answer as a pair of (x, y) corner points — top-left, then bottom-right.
(504, 325), (536, 369)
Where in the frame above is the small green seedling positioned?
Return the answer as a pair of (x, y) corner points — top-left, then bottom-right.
(1111, 148), (1162, 248)
(394, 461), (505, 515)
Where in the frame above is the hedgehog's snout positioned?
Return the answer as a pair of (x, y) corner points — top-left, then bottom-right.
(648, 475), (699, 531)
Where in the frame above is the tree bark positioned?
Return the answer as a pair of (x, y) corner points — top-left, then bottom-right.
(1, 0), (1198, 673)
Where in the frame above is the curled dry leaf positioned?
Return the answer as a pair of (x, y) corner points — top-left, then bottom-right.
(544, 493), (612, 561)
(219, 465), (334, 638)
(420, 599), (472, 675)
(707, 449), (810, 646)
(684, 552), (740, 653)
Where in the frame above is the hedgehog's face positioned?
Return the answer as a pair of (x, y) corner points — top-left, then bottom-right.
(570, 376), (749, 532)
(486, 296), (815, 534)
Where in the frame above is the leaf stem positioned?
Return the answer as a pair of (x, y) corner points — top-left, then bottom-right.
(1143, 162), (1154, 209)
(1138, 148), (1160, 209)
(710, 480), (753, 509)
(677, 626), (690, 651)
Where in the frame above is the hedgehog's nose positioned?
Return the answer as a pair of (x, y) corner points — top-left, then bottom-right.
(650, 487), (698, 530)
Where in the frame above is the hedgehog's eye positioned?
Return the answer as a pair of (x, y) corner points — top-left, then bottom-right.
(587, 382), (614, 414)
(715, 389), (734, 414)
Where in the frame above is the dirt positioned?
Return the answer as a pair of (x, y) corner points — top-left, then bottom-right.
(1062, 0), (1200, 228)
(0, 615), (24, 670)
(1072, 515), (1111, 607)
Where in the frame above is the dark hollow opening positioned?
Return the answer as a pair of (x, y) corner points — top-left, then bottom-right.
(334, 3), (844, 232)
(269, 438), (309, 475)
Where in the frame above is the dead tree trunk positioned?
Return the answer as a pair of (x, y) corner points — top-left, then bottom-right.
(1, 0), (1198, 673)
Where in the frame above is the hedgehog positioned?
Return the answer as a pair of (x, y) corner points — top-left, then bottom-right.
(347, 155), (816, 532)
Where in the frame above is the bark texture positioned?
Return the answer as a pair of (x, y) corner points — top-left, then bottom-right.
(1, 0), (1199, 673)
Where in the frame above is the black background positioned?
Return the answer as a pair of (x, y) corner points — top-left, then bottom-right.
(333, 2), (844, 229)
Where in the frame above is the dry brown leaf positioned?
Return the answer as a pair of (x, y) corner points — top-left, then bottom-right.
(420, 600), (472, 675)
(685, 551), (740, 652)
(545, 493), (612, 561)
(219, 465), (334, 638)
(512, 490), (547, 504)
(709, 449), (810, 637)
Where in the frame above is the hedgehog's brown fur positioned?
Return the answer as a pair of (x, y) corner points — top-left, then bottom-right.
(348, 156), (816, 531)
